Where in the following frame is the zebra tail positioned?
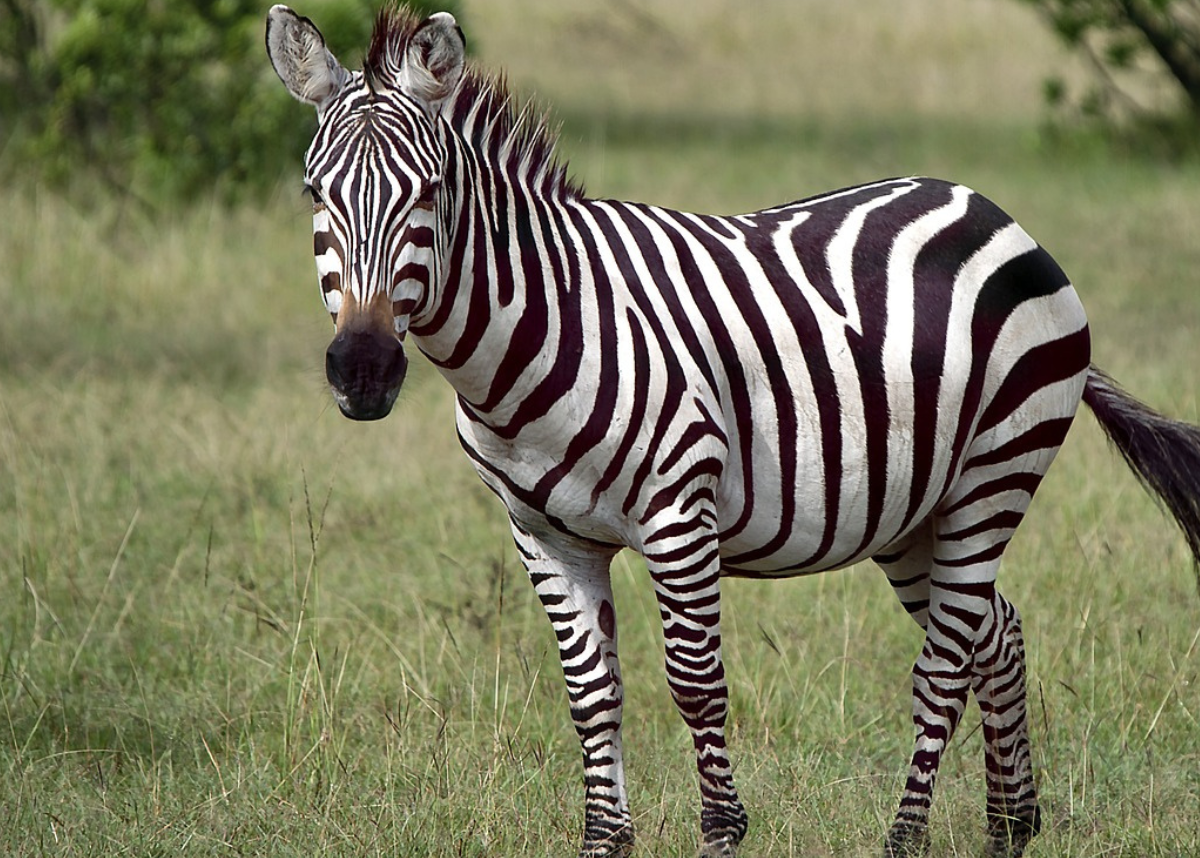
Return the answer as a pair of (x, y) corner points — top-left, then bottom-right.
(1083, 364), (1200, 586)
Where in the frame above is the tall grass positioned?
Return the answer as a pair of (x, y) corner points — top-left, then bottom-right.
(2, 1), (1199, 855)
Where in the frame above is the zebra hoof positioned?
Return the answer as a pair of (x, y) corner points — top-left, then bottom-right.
(577, 844), (632, 858)
(883, 820), (931, 858)
(984, 806), (1041, 858)
(697, 833), (739, 858)
(578, 826), (635, 858)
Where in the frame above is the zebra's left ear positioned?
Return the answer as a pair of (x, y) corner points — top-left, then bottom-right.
(266, 4), (349, 111)
(399, 12), (465, 116)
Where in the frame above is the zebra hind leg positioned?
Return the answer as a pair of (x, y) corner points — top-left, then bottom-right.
(946, 367), (1077, 856)
(973, 592), (1040, 858)
(874, 524), (936, 857)
(884, 547), (992, 858)
(874, 523), (1043, 857)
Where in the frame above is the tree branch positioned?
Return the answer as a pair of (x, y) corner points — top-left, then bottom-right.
(1117, 0), (1200, 110)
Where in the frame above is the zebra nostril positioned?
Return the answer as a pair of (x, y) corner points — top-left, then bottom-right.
(386, 340), (408, 387)
(325, 335), (350, 389)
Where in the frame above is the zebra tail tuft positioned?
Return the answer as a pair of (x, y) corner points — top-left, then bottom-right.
(1083, 364), (1200, 589)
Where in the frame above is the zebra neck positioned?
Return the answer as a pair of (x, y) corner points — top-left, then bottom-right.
(409, 141), (582, 427)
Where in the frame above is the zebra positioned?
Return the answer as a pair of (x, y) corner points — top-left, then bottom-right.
(265, 6), (1200, 857)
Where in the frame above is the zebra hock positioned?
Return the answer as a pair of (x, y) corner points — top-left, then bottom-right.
(266, 6), (1200, 858)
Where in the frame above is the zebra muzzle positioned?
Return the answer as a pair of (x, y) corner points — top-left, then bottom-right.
(325, 328), (408, 421)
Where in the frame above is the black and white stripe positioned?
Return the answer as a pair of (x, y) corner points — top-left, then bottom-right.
(267, 7), (1200, 858)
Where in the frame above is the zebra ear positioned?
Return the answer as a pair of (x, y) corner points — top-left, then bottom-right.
(400, 12), (465, 115)
(266, 4), (349, 110)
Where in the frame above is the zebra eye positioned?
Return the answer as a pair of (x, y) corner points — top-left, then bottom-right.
(303, 183), (326, 212)
(416, 178), (440, 206)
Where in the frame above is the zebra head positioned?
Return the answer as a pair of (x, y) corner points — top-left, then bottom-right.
(266, 5), (465, 420)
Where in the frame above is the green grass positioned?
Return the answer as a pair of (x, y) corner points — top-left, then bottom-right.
(3, 2), (1200, 855)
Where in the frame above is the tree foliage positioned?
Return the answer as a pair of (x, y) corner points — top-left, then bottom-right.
(0, 0), (459, 204)
(1020, 0), (1200, 118)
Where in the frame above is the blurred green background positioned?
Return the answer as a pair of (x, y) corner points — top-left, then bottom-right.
(1, 2), (1198, 856)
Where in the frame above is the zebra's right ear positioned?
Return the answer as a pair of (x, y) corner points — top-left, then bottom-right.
(399, 12), (466, 115)
(266, 5), (349, 110)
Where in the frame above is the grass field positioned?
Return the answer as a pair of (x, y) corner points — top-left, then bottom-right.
(3, 1), (1200, 856)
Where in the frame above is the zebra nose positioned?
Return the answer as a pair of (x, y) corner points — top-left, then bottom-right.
(325, 329), (407, 421)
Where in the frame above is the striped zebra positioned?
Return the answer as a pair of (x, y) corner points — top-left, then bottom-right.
(266, 7), (1200, 857)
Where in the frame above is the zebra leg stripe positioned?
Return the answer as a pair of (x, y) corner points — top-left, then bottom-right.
(513, 526), (633, 858)
(643, 514), (748, 858)
(887, 595), (979, 858)
(886, 547), (1009, 851)
(877, 521), (936, 631)
(879, 530), (1041, 858)
(973, 593), (1040, 858)
(883, 428), (1052, 857)
(877, 525), (944, 857)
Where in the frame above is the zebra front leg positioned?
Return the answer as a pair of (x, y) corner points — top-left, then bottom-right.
(643, 525), (747, 858)
(972, 592), (1040, 858)
(515, 526), (633, 857)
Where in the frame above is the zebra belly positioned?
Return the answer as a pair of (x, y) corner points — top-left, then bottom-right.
(711, 382), (950, 577)
(701, 282), (960, 576)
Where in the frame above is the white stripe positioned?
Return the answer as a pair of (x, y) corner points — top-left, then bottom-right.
(879, 184), (974, 531)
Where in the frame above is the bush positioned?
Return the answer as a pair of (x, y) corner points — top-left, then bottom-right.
(0, 0), (460, 205)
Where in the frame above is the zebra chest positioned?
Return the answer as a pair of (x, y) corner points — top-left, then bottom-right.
(453, 392), (733, 551)
(453, 404), (639, 548)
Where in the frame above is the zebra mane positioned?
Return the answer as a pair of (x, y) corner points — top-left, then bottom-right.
(364, 6), (421, 90)
(365, 5), (584, 200)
